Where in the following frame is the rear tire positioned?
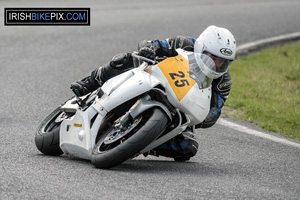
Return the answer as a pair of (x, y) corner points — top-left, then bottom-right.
(91, 108), (168, 169)
(35, 107), (65, 156)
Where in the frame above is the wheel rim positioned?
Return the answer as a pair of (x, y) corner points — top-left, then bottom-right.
(98, 115), (143, 153)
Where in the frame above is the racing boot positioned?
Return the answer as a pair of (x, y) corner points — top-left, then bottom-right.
(70, 53), (133, 96)
(152, 127), (199, 161)
(70, 69), (101, 97)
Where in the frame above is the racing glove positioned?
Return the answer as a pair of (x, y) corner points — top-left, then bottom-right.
(138, 46), (156, 60)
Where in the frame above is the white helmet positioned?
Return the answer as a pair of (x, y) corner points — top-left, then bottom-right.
(194, 25), (236, 79)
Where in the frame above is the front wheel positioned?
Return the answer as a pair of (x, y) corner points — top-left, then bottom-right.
(35, 107), (68, 156)
(91, 108), (168, 169)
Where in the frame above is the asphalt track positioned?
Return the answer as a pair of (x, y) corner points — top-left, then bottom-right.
(1, 0), (300, 199)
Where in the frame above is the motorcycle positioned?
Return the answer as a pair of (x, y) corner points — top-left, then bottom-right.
(35, 49), (216, 169)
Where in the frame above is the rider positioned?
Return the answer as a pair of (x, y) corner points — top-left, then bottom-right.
(71, 25), (236, 161)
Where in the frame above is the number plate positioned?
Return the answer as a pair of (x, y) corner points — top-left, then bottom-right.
(158, 54), (196, 101)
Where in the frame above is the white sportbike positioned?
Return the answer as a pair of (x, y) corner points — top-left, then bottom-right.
(35, 49), (216, 169)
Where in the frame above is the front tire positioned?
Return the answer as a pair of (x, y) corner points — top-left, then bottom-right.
(91, 108), (168, 169)
(35, 107), (65, 156)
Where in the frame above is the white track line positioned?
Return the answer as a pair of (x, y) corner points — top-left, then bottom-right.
(218, 118), (300, 149)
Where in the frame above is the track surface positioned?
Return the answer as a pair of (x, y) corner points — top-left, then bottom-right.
(1, 0), (300, 199)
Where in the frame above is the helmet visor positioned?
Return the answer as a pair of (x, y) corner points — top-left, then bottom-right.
(203, 52), (230, 79)
(215, 59), (230, 78)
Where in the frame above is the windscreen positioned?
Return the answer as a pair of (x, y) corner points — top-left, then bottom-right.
(188, 53), (216, 89)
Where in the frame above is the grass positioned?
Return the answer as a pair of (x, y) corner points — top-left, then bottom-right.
(224, 41), (300, 141)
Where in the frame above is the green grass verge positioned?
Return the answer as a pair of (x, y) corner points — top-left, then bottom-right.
(224, 41), (300, 140)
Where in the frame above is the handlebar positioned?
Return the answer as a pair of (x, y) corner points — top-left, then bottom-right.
(131, 51), (167, 65)
(131, 51), (157, 65)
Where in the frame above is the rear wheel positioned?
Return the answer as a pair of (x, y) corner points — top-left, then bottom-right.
(91, 108), (168, 169)
(35, 107), (69, 156)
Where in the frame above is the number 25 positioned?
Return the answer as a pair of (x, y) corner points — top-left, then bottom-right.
(169, 71), (190, 87)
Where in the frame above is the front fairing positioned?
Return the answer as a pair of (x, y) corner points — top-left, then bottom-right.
(151, 50), (214, 124)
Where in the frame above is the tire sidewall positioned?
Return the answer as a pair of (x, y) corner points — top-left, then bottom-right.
(35, 107), (64, 156)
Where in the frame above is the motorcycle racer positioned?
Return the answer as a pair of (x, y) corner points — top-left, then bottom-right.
(70, 25), (236, 161)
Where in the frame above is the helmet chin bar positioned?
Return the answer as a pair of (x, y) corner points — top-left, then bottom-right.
(214, 60), (230, 79)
